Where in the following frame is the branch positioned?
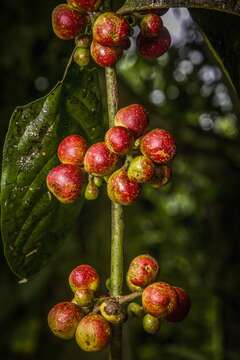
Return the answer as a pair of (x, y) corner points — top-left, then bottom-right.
(105, 67), (124, 360)
(118, 0), (240, 16)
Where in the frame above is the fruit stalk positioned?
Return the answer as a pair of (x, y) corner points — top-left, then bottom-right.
(105, 66), (124, 360)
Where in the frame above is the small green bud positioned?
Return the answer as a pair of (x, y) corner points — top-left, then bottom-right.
(75, 35), (91, 48)
(94, 176), (104, 188)
(127, 302), (144, 318)
(84, 181), (99, 200)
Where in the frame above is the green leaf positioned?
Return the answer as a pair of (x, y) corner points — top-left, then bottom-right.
(1, 61), (105, 279)
(118, 1), (240, 16)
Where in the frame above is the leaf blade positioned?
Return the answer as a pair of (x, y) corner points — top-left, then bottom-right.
(1, 63), (105, 279)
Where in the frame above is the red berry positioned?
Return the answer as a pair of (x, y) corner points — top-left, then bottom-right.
(127, 254), (159, 292)
(142, 282), (178, 318)
(140, 14), (163, 38)
(58, 134), (87, 165)
(105, 126), (134, 155)
(69, 264), (100, 293)
(137, 27), (171, 60)
(107, 168), (141, 206)
(128, 156), (154, 183)
(67, 0), (101, 12)
(115, 104), (148, 138)
(140, 128), (176, 164)
(48, 302), (83, 340)
(84, 142), (118, 176)
(52, 4), (87, 40)
(91, 41), (123, 68)
(93, 12), (130, 47)
(47, 164), (84, 204)
(166, 287), (191, 322)
(75, 314), (111, 352)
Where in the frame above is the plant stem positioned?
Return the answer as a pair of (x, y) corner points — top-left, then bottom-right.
(105, 66), (124, 360)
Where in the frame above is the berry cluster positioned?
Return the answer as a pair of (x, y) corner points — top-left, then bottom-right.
(127, 255), (191, 334)
(51, 3), (171, 68)
(91, 12), (130, 67)
(47, 104), (176, 205)
(48, 255), (190, 351)
(137, 9), (171, 60)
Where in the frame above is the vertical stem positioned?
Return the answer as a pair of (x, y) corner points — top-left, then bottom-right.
(105, 66), (124, 360)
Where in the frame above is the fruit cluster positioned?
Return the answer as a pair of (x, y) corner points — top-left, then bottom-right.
(47, 104), (176, 205)
(127, 255), (191, 334)
(48, 255), (190, 351)
(51, 2), (171, 68)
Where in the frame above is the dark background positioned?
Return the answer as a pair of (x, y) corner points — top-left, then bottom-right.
(0, 1), (240, 359)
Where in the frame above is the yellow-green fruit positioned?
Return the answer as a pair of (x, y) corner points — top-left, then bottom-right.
(127, 302), (144, 318)
(85, 181), (99, 200)
(100, 299), (126, 325)
(72, 288), (94, 307)
(74, 47), (90, 67)
(75, 314), (111, 352)
(143, 314), (160, 334)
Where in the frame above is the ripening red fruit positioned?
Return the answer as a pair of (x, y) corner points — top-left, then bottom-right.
(52, 4), (87, 40)
(166, 287), (191, 322)
(140, 128), (176, 164)
(107, 168), (141, 205)
(140, 14), (163, 38)
(90, 41), (123, 67)
(137, 27), (171, 60)
(151, 165), (172, 188)
(142, 282), (178, 318)
(105, 126), (134, 155)
(67, 0), (102, 12)
(127, 254), (159, 292)
(92, 12), (130, 47)
(75, 314), (111, 352)
(127, 156), (155, 183)
(47, 164), (84, 204)
(48, 302), (83, 340)
(69, 264), (100, 293)
(84, 142), (118, 176)
(115, 104), (148, 138)
(58, 134), (87, 165)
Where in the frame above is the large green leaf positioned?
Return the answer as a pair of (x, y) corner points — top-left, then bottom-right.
(1, 61), (105, 279)
(118, 0), (240, 15)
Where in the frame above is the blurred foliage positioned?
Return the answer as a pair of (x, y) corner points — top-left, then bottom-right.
(0, 1), (240, 360)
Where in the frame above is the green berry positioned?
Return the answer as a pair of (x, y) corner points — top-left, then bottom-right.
(143, 314), (160, 334)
